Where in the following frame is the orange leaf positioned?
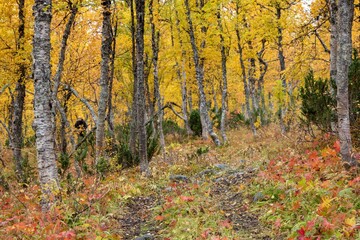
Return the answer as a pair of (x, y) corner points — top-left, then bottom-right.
(333, 140), (341, 153)
(180, 195), (195, 202)
(155, 215), (165, 221)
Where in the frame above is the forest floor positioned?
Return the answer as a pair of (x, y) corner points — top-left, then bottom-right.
(0, 125), (359, 239)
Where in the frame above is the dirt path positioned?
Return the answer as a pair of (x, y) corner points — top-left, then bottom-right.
(115, 164), (272, 239)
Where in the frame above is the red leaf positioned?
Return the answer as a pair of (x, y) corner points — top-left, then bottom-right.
(219, 219), (232, 229)
(322, 218), (334, 231)
(333, 141), (341, 153)
(200, 228), (211, 238)
(274, 218), (281, 229)
(297, 227), (306, 236)
(180, 195), (195, 202)
(306, 219), (315, 230)
(348, 176), (360, 186)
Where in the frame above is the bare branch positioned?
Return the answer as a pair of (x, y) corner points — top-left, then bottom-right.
(62, 83), (98, 123)
(315, 31), (330, 54)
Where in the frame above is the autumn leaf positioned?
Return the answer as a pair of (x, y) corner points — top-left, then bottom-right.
(333, 141), (341, 153)
(179, 195), (195, 202)
(344, 216), (356, 227)
(219, 219), (232, 229)
(155, 215), (165, 221)
(321, 218), (334, 231)
(274, 218), (281, 229)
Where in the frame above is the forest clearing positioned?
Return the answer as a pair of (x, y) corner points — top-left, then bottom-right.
(0, 0), (359, 239)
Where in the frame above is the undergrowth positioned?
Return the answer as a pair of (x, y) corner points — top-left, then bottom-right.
(0, 125), (359, 239)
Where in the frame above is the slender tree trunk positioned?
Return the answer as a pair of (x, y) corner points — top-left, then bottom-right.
(329, 0), (338, 132)
(135, 0), (150, 175)
(184, 0), (221, 146)
(335, 0), (356, 166)
(96, 0), (112, 164)
(247, 42), (258, 116)
(235, 3), (256, 135)
(276, 6), (287, 134)
(33, 0), (60, 211)
(51, 2), (78, 175)
(257, 39), (268, 125)
(217, 9), (228, 143)
(11, 0), (26, 181)
(129, 0), (138, 156)
(107, 8), (118, 145)
(188, 89), (193, 113)
(149, 0), (165, 152)
(174, 8), (192, 135)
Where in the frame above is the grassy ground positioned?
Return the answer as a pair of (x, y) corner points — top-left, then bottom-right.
(0, 125), (359, 239)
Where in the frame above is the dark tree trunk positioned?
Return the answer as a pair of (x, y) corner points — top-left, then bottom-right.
(96, 0), (112, 164)
(276, 5), (287, 134)
(135, 0), (150, 175)
(235, 2), (256, 135)
(51, 2), (78, 175)
(184, 0), (221, 146)
(11, 0), (26, 181)
(329, 0), (338, 132)
(33, 0), (60, 212)
(129, 0), (138, 156)
(149, 0), (165, 151)
(257, 39), (268, 124)
(107, 8), (118, 145)
(217, 9), (228, 143)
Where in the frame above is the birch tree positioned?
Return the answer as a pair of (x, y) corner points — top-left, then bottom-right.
(334, 0), (356, 167)
(216, 9), (228, 143)
(96, 0), (112, 164)
(33, 0), (60, 211)
(184, 0), (221, 146)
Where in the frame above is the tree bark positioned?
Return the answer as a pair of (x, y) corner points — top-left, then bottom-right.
(129, 0), (138, 156)
(107, 5), (118, 145)
(33, 0), (60, 211)
(335, 0), (356, 166)
(328, 0), (338, 132)
(217, 9), (228, 143)
(51, 2), (78, 176)
(11, 0), (26, 181)
(257, 39), (268, 124)
(184, 0), (221, 146)
(135, 0), (150, 175)
(96, 0), (112, 164)
(149, 0), (165, 152)
(235, 1), (256, 135)
(276, 5), (287, 134)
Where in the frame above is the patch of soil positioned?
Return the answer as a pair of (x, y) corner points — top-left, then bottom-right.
(116, 195), (160, 239)
(209, 168), (272, 239)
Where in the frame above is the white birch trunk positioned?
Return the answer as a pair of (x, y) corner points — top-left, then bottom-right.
(33, 0), (60, 211)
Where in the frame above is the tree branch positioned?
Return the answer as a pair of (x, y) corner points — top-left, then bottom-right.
(62, 83), (98, 123)
(315, 30), (330, 54)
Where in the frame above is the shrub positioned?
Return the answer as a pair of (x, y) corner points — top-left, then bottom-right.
(163, 119), (186, 136)
(299, 70), (336, 132)
(228, 111), (245, 129)
(189, 109), (202, 136)
(114, 123), (159, 168)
